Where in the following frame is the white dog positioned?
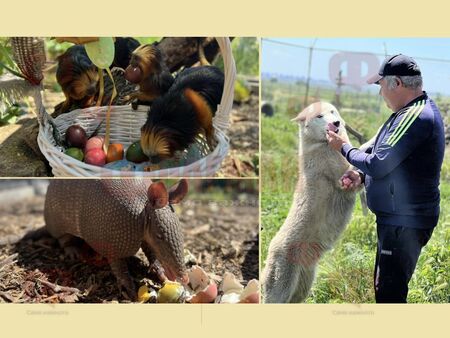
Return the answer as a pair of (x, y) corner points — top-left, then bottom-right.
(262, 102), (357, 303)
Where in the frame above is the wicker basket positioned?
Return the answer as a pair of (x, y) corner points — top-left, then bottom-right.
(34, 37), (236, 177)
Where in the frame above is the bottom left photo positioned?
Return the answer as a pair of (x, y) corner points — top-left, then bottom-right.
(0, 179), (259, 303)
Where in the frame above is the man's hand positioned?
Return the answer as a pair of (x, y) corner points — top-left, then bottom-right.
(340, 170), (363, 190)
(326, 130), (346, 151)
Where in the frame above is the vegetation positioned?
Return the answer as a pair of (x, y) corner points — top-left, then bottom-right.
(215, 37), (259, 77)
(261, 79), (450, 303)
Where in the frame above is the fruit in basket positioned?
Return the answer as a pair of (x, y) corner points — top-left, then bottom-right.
(65, 125), (88, 148)
(85, 148), (106, 166)
(85, 136), (104, 153)
(126, 141), (149, 163)
(65, 147), (84, 161)
(106, 143), (124, 163)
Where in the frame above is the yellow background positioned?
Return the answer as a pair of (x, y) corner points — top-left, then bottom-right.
(1, 0), (449, 36)
(1, 0), (449, 336)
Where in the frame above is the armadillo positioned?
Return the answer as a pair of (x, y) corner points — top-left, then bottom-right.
(44, 178), (189, 300)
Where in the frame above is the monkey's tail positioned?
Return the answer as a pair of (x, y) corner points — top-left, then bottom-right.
(198, 39), (210, 66)
(0, 227), (49, 246)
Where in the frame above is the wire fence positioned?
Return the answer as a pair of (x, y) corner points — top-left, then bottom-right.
(261, 38), (450, 120)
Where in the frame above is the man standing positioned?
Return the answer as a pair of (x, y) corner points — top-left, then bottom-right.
(326, 54), (445, 303)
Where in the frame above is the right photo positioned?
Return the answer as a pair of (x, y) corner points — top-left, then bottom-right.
(260, 38), (450, 303)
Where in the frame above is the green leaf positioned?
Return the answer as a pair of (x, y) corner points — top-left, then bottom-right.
(85, 37), (115, 69)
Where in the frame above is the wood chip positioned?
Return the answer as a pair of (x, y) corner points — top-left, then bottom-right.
(0, 290), (14, 302)
(0, 253), (18, 272)
(38, 279), (80, 294)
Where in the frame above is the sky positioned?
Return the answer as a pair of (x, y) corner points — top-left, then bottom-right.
(261, 38), (450, 95)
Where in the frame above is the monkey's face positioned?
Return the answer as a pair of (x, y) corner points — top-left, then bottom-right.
(140, 124), (180, 163)
(56, 47), (100, 104)
(125, 44), (160, 84)
(64, 68), (99, 101)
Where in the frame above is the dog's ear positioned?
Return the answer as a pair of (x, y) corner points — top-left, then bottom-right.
(291, 112), (307, 123)
(291, 102), (324, 123)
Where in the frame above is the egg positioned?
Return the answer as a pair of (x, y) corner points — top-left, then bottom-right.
(65, 125), (87, 149)
(186, 266), (218, 303)
(137, 285), (157, 303)
(239, 279), (260, 303)
(126, 141), (149, 163)
(85, 136), (104, 154)
(217, 272), (260, 304)
(157, 281), (185, 303)
(85, 148), (106, 166)
(106, 143), (124, 163)
(65, 147), (84, 161)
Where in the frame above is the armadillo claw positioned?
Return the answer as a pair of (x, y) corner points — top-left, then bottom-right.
(149, 260), (168, 282)
(63, 246), (83, 261)
(110, 260), (137, 301)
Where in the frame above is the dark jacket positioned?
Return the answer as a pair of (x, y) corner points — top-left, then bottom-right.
(341, 92), (445, 229)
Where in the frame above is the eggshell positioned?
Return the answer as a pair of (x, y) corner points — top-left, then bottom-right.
(186, 266), (218, 303)
(217, 272), (260, 304)
(221, 272), (244, 294)
(217, 272), (244, 304)
(239, 279), (260, 303)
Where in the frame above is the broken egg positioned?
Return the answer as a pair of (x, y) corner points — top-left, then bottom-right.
(239, 279), (260, 303)
(137, 285), (157, 303)
(157, 281), (185, 303)
(186, 266), (217, 303)
(217, 272), (260, 304)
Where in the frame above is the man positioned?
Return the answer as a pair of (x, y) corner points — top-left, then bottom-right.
(326, 54), (445, 303)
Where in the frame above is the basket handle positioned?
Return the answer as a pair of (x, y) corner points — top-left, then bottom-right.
(31, 85), (47, 126)
(213, 37), (236, 134)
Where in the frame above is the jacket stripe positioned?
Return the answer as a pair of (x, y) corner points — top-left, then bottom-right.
(390, 100), (424, 146)
(387, 100), (425, 146)
(386, 101), (419, 145)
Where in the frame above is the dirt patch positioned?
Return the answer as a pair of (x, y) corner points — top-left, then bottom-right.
(217, 94), (259, 177)
(0, 192), (258, 303)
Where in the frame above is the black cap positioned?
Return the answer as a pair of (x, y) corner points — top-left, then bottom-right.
(367, 54), (421, 84)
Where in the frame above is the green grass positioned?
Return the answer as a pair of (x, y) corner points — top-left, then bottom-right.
(261, 87), (450, 303)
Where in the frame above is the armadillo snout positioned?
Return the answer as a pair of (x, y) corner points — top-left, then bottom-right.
(148, 207), (187, 283)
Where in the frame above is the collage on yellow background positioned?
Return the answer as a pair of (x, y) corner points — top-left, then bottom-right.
(0, 1), (448, 337)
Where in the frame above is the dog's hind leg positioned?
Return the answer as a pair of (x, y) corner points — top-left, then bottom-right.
(289, 266), (317, 303)
(262, 252), (301, 303)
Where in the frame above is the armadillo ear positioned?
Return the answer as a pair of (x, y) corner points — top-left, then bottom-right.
(148, 182), (169, 209)
(169, 179), (189, 204)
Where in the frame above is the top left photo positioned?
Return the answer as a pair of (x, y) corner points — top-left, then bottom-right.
(0, 37), (259, 177)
